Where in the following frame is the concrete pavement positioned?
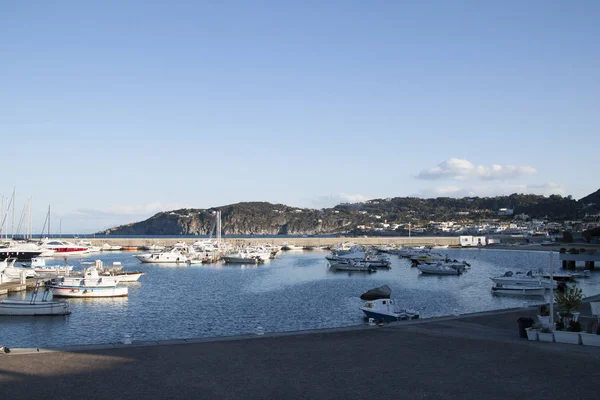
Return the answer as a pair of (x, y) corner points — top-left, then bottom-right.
(2, 303), (600, 400)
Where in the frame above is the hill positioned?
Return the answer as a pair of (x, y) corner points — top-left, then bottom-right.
(98, 189), (599, 236)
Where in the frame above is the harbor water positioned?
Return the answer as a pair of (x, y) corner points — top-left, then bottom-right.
(1, 248), (599, 348)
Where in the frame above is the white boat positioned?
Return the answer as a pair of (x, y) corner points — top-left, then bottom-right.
(135, 246), (190, 263)
(48, 263), (128, 298)
(360, 298), (419, 322)
(39, 239), (89, 255)
(491, 285), (546, 297)
(329, 260), (376, 273)
(222, 252), (263, 264)
(101, 243), (123, 251)
(0, 282), (71, 316)
(0, 258), (37, 280)
(99, 261), (145, 282)
(491, 271), (556, 289)
(416, 262), (463, 275)
(75, 240), (102, 252)
(51, 285), (128, 298)
(0, 240), (44, 260)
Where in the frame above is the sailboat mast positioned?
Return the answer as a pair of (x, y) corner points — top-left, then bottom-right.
(11, 188), (15, 239)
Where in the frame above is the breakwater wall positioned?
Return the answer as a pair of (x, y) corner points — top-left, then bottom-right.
(84, 236), (460, 248)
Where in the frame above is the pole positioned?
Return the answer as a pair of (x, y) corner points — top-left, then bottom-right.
(549, 251), (554, 327)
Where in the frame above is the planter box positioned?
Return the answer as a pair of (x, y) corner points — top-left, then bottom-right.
(538, 332), (554, 342)
(553, 330), (581, 345)
(580, 333), (600, 346)
(525, 328), (538, 341)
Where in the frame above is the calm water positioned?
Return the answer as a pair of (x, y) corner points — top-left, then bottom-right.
(1, 249), (599, 348)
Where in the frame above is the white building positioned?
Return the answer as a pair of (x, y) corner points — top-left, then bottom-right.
(459, 235), (487, 247)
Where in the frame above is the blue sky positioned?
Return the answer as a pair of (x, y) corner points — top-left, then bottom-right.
(1, 1), (599, 233)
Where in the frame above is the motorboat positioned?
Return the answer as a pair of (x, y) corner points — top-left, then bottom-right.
(360, 298), (419, 322)
(101, 243), (123, 251)
(491, 285), (546, 297)
(0, 258), (37, 281)
(360, 285), (391, 300)
(328, 259), (376, 273)
(48, 264), (128, 298)
(98, 261), (145, 282)
(281, 243), (305, 251)
(416, 262), (463, 275)
(0, 240), (44, 260)
(75, 240), (102, 252)
(0, 282), (70, 316)
(135, 245), (190, 263)
(39, 239), (89, 255)
(222, 252), (263, 264)
(491, 271), (556, 288)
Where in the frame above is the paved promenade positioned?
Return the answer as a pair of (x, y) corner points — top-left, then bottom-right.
(2, 301), (600, 400)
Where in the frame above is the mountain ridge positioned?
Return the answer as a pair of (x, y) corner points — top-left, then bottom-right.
(98, 190), (600, 236)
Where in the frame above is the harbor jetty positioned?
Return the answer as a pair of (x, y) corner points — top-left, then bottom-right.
(69, 236), (461, 249)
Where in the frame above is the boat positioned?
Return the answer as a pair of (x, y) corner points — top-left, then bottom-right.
(99, 261), (145, 282)
(48, 263), (128, 298)
(0, 240), (44, 260)
(135, 245), (190, 263)
(100, 243), (123, 251)
(416, 262), (463, 275)
(360, 298), (419, 322)
(0, 258), (37, 280)
(222, 252), (263, 264)
(491, 271), (556, 288)
(491, 285), (546, 297)
(22, 257), (74, 274)
(329, 260), (376, 273)
(360, 285), (391, 300)
(0, 282), (71, 316)
(39, 239), (89, 255)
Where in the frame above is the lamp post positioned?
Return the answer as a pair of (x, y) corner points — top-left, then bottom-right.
(549, 251), (554, 327)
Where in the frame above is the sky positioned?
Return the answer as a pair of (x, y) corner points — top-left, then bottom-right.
(1, 1), (599, 234)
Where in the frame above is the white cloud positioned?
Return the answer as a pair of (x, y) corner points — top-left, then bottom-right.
(416, 158), (536, 181)
(416, 182), (565, 198)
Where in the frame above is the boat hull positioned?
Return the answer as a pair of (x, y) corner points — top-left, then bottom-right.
(491, 286), (545, 297)
(361, 309), (419, 322)
(0, 299), (71, 316)
(51, 286), (128, 298)
(0, 250), (43, 261)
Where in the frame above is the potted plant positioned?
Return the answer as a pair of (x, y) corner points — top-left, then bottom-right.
(554, 319), (582, 345)
(525, 323), (540, 341)
(580, 324), (600, 346)
(555, 285), (584, 326)
(538, 326), (554, 342)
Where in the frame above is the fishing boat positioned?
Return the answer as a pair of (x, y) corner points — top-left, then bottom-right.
(0, 282), (70, 316)
(360, 298), (419, 322)
(48, 263), (128, 298)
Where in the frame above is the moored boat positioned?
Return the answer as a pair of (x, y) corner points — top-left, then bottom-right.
(491, 285), (546, 297)
(360, 298), (419, 322)
(0, 282), (70, 316)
